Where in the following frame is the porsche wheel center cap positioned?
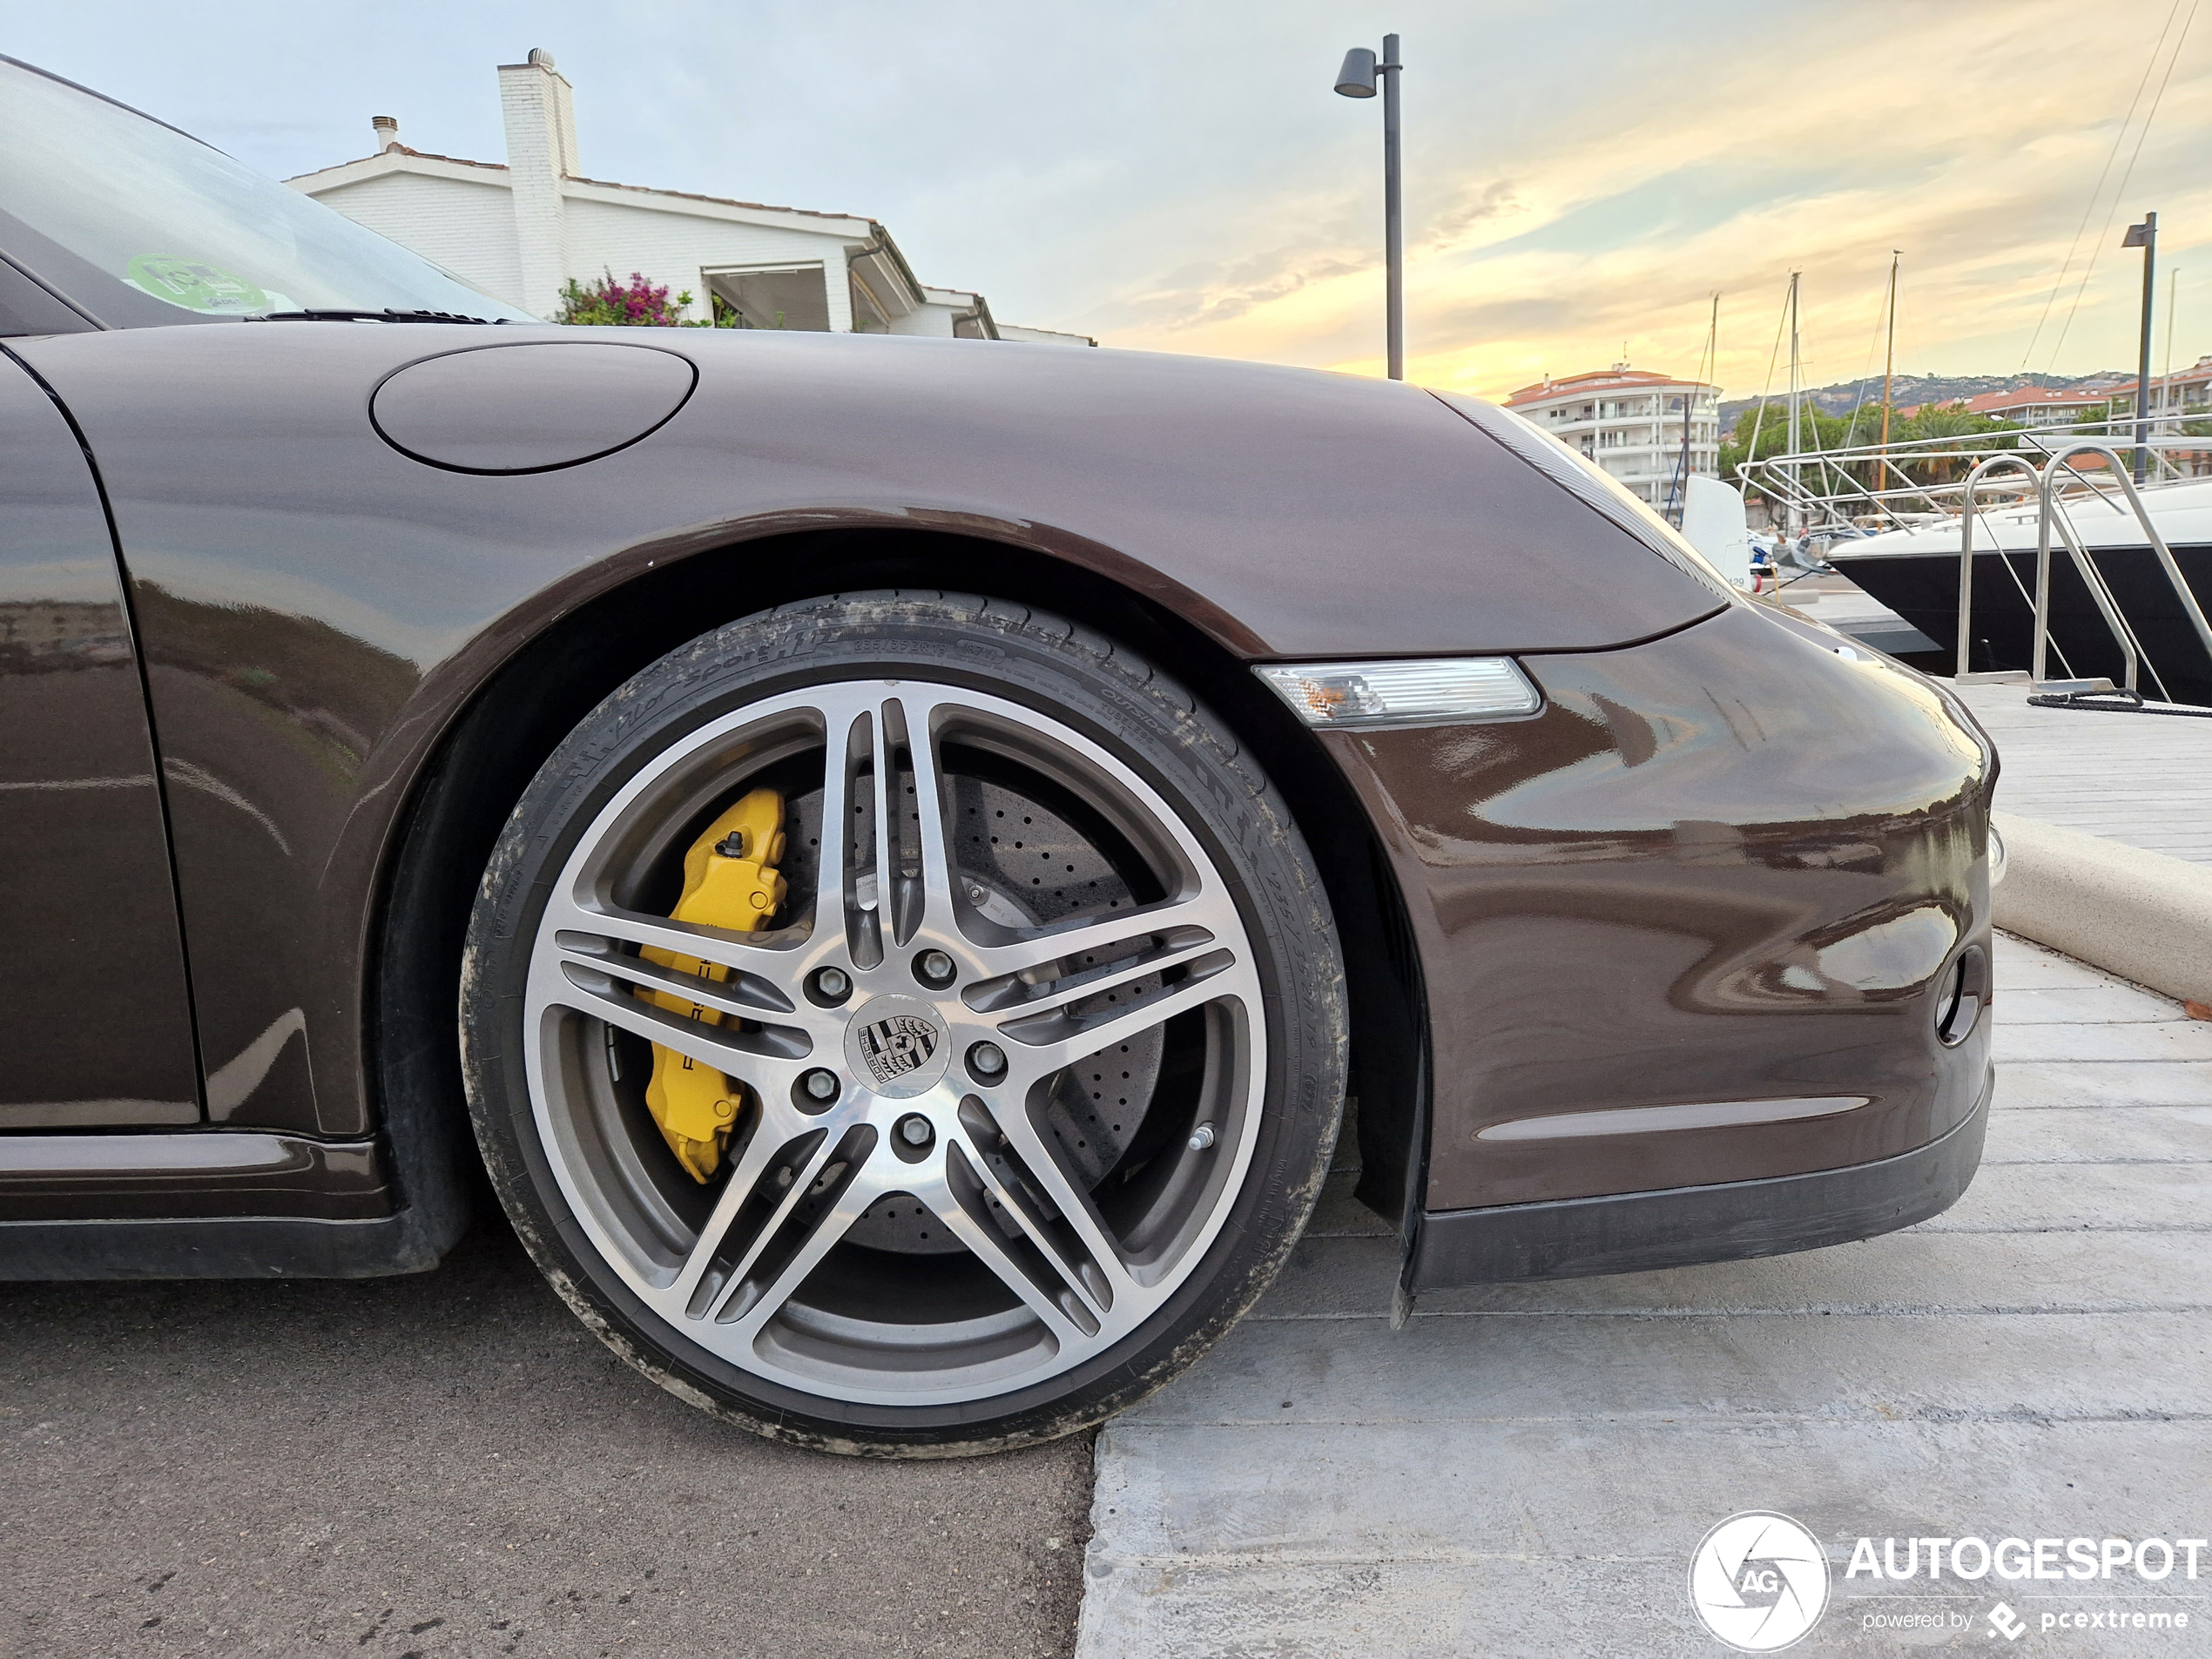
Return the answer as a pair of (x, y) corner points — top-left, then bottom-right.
(844, 994), (950, 1100)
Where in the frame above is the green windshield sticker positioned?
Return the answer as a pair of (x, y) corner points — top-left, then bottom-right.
(125, 255), (270, 314)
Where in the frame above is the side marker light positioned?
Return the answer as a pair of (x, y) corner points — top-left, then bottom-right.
(1255, 658), (1541, 726)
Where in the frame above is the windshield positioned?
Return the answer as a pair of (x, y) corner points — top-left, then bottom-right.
(0, 56), (531, 327)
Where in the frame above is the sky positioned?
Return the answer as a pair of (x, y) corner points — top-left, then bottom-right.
(10, 0), (2210, 401)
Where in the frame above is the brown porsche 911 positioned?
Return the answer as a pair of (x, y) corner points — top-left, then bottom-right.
(0, 55), (1994, 1454)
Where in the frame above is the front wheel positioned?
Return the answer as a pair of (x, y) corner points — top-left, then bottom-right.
(462, 593), (1345, 1455)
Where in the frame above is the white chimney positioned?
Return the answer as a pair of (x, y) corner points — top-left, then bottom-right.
(500, 48), (580, 175)
(497, 47), (579, 320)
(371, 114), (400, 152)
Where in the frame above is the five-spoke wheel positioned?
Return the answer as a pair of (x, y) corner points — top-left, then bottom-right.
(464, 594), (1345, 1453)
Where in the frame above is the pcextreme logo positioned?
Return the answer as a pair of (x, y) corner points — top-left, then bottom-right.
(1689, 1512), (1831, 1652)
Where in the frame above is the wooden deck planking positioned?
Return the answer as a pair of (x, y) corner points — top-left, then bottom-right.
(1952, 679), (2212, 865)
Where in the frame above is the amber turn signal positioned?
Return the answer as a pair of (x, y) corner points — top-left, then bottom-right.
(1255, 658), (1541, 727)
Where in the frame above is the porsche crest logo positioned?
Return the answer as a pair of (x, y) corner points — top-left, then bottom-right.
(858, 1015), (940, 1087)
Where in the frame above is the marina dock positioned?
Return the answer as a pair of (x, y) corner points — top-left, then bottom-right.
(1953, 680), (2212, 867)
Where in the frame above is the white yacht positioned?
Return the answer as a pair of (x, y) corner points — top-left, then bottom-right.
(1826, 476), (2212, 706)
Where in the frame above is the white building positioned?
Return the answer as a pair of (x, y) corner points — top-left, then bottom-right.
(287, 49), (1091, 344)
(2110, 355), (2212, 424)
(1505, 364), (1721, 509)
(1915, 386), (2114, 428)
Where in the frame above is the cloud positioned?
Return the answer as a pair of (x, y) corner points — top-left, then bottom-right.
(1095, 1), (2212, 397)
(14, 0), (2207, 398)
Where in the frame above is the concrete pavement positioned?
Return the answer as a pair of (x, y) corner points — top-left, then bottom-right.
(1076, 934), (2212, 1656)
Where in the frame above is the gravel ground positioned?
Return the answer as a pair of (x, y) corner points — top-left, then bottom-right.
(0, 1220), (1093, 1659)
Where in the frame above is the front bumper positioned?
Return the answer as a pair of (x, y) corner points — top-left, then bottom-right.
(1407, 1064), (1990, 1287)
(1318, 600), (1997, 1219)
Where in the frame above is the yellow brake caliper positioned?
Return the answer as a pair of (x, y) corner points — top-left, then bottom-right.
(640, 787), (788, 1183)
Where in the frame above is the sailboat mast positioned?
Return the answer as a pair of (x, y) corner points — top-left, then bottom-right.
(1878, 250), (1899, 520)
(1879, 251), (1899, 456)
(2165, 266), (2180, 421)
(1675, 294), (1716, 526)
(1785, 271), (1802, 537)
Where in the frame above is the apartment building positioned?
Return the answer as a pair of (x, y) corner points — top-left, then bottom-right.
(1947, 386), (2116, 428)
(1503, 363), (1721, 509)
(2109, 355), (2212, 423)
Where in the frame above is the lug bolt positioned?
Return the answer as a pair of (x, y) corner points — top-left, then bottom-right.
(916, 949), (955, 988)
(898, 1113), (934, 1148)
(801, 1069), (840, 1103)
(812, 966), (851, 1002)
(968, 1041), (1008, 1080)
(1188, 1122), (1217, 1151)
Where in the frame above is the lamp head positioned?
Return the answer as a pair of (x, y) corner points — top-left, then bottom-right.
(1335, 47), (1378, 98)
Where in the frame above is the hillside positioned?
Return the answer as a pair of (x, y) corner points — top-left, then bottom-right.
(1716, 369), (2131, 429)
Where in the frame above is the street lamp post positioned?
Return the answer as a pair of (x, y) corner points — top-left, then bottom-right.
(1334, 33), (1404, 381)
(2124, 211), (2157, 483)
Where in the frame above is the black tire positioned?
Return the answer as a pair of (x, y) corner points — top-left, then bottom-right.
(462, 591), (1345, 1455)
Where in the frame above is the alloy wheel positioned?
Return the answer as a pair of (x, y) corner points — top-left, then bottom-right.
(519, 678), (1266, 1407)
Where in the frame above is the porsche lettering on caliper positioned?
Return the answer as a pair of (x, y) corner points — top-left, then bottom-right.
(640, 788), (787, 1182)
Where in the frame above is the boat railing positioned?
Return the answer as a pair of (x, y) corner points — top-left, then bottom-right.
(1737, 415), (2212, 539)
(2030, 462), (2144, 695)
(1956, 454), (2049, 682)
(2022, 443), (2212, 698)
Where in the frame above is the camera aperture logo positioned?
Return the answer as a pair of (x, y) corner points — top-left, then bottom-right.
(1689, 1511), (1831, 1652)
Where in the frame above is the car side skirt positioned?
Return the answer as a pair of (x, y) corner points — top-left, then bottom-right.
(0, 1211), (452, 1279)
(0, 1130), (390, 1221)
(1406, 1067), (1990, 1289)
(0, 1130), (469, 1278)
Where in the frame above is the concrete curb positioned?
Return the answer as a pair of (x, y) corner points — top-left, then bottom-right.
(1991, 809), (2212, 1007)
